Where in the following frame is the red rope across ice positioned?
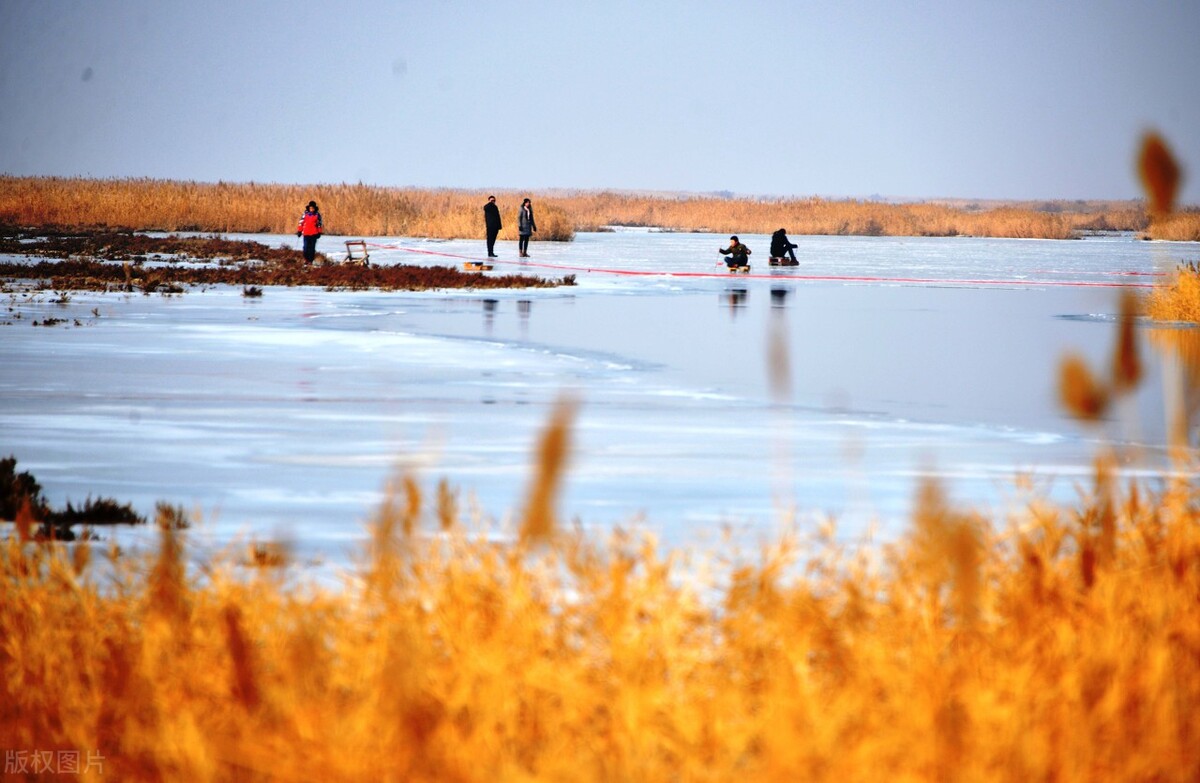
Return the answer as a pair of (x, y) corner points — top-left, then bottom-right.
(363, 242), (1158, 289)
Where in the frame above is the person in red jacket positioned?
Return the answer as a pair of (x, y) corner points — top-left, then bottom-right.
(296, 200), (324, 264)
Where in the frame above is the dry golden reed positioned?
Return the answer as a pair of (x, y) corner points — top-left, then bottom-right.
(3, 434), (1200, 782)
(563, 191), (1106, 239)
(0, 175), (1168, 241)
(1146, 264), (1200, 323)
(1143, 211), (1200, 241)
(0, 177), (577, 242)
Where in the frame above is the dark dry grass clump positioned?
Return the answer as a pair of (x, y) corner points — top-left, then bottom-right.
(0, 227), (570, 293)
(0, 226), (304, 264)
(1, 456), (146, 541)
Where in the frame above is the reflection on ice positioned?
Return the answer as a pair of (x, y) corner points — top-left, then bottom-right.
(1, 231), (1194, 565)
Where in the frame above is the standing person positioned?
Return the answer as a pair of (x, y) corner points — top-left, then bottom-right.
(770, 227), (799, 265)
(718, 235), (752, 268)
(483, 195), (502, 258)
(296, 200), (323, 265)
(517, 198), (537, 257)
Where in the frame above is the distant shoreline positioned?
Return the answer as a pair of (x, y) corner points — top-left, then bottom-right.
(3, 175), (1197, 242)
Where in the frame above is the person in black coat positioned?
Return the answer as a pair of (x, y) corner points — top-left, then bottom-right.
(483, 195), (502, 258)
(770, 228), (798, 264)
(517, 198), (537, 257)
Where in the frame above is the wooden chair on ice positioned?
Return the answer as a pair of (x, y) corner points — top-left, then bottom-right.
(344, 240), (370, 266)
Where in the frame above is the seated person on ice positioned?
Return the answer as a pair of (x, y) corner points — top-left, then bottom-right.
(770, 228), (798, 264)
(719, 236), (752, 268)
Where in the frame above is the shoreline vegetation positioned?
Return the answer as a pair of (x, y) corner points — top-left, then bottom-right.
(0, 227), (573, 293)
(3, 175), (1199, 242)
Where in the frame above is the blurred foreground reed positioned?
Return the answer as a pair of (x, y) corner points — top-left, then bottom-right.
(3, 416), (1199, 781)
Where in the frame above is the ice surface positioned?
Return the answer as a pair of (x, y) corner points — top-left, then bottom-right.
(2, 230), (1196, 564)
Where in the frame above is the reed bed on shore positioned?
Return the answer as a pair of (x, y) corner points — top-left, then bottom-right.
(1145, 210), (1200, 242)
(562, 191), (1145, 239)
(0, 177), (577, 242)
(0, 176), (1162, 241)
(3, 404), (1199, 782)
(1146, 263), (1200, 323)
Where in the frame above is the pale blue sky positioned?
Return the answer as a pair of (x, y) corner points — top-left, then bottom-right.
(1, 0), (1197, 202)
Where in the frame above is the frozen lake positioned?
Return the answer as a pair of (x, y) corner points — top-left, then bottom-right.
(2, 230), (1197, 563)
